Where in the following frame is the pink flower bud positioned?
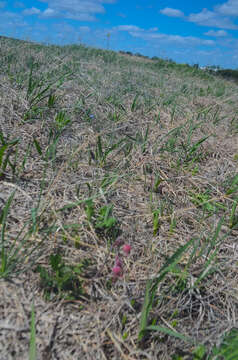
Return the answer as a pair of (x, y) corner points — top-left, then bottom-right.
(115, 255), (123, 268)
(113, 237), (124, 248)
(112, 265), (123, 277)
(122, 244), (131, 256)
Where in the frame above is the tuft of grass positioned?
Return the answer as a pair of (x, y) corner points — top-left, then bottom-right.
(36, 253), (90, 301)
(138, 238), (194, 342)
(0, 132), (19, 180)
(139, 218), (226, 345)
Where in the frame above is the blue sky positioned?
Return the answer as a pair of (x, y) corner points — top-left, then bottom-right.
(1, 0), (238, 68)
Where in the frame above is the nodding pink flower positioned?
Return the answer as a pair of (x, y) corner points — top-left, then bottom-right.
(112, 265), (123, 277)
(115, 255), (123, 268)
(113, 237), (124, 248)
(122, 244), (131, 256)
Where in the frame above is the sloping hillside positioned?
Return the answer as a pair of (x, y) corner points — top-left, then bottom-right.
(1, 36), (238, 359)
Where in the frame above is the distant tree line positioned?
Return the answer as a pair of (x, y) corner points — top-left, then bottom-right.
(215, 69), (238, 82)
(118, 50), (150, 59)
(199, 65), (238, 83)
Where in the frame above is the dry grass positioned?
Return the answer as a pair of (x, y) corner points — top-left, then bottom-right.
(0, 36), (238, 359)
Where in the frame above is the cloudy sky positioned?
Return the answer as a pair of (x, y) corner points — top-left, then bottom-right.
(1, 0), (238, 68)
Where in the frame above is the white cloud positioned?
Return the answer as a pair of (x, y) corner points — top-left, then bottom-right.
(159, 3), (238, 30)
(64, 13), (96, 21)
(188, 8), (238, 29)
(36, 0), (116, 21)
(41, 8), (59, 17)
(41, 7), (94, 21)
(23, 7), (41, 15)
(0, 1), (6, 8)
(204, 29), (228, 37)
(216, 0), (238, 16)
(114, 25), (215, 47)
(160, 7), (184, 18)
(115, 25), (141, 32)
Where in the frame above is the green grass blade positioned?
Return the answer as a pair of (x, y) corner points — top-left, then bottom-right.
(139, 238), (194, 340)
(0, 144), (8, 168)
(206, 217), (224, 258)
(131, 94), (139, 112)
(97, 136), (103, 159)
(146, 325), (194, 343)
(226, 174), (238, 195)
(151, 237), (194, 293)
(210, 328), (238, 360)
(138, 279), (153, 340)
(33, 138), (43, 156)
(194, 218), (225, 287)
(1, 191), (16, 244)
(230, 198), (238, 227)
(188, 135), (210, 155)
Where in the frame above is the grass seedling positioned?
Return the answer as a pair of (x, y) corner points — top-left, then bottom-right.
(154, 112), (161, 125)
(54, 110), (71, 133)
(170, 105), (176, 123)
(47, 92), (58, 108)
(210, 328), (238, 359)
(229, 197), (238, 228)
(139, 238), (194, 342)
(159, 118), (210, 166)
(152, 209), (160, 236)
(125, 126), (150, 154)
(0, 191), (16, 276)
(26, 60), (67, 107)
(0, 132), (19, 180)
(33, 111), (70, 163)
(178, 118), (210, 164)
(158, 125), (183, 154)
(108, 111), (121, 122)
(153, 174), (163, 193)
(169, 215), (176, 234)
(95, 204), (117, 233)
(189, 190), (226, 217)
(131, 94), (140, 112)
(193, 218), (225, 288)
(179, 135), (210, 164)
(21, 141), (32, 170)
(36, 253), (90, 301)
(0, 190), (46, 279)
(84, 199), (119, 242)
(92, 135), (125, 167)
(225, 173), (238, 195)
(24, 59), (71, 121)
(33, 134), (59, 163)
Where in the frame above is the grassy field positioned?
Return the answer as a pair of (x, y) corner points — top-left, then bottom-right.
(0, 36), (238, 359)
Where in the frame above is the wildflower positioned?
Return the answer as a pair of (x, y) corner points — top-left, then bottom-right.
(115, 255), (123, 268)
(122, 244), (131, 256)
(113, 237), (124, 248)
(112, 265), (123, 277)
